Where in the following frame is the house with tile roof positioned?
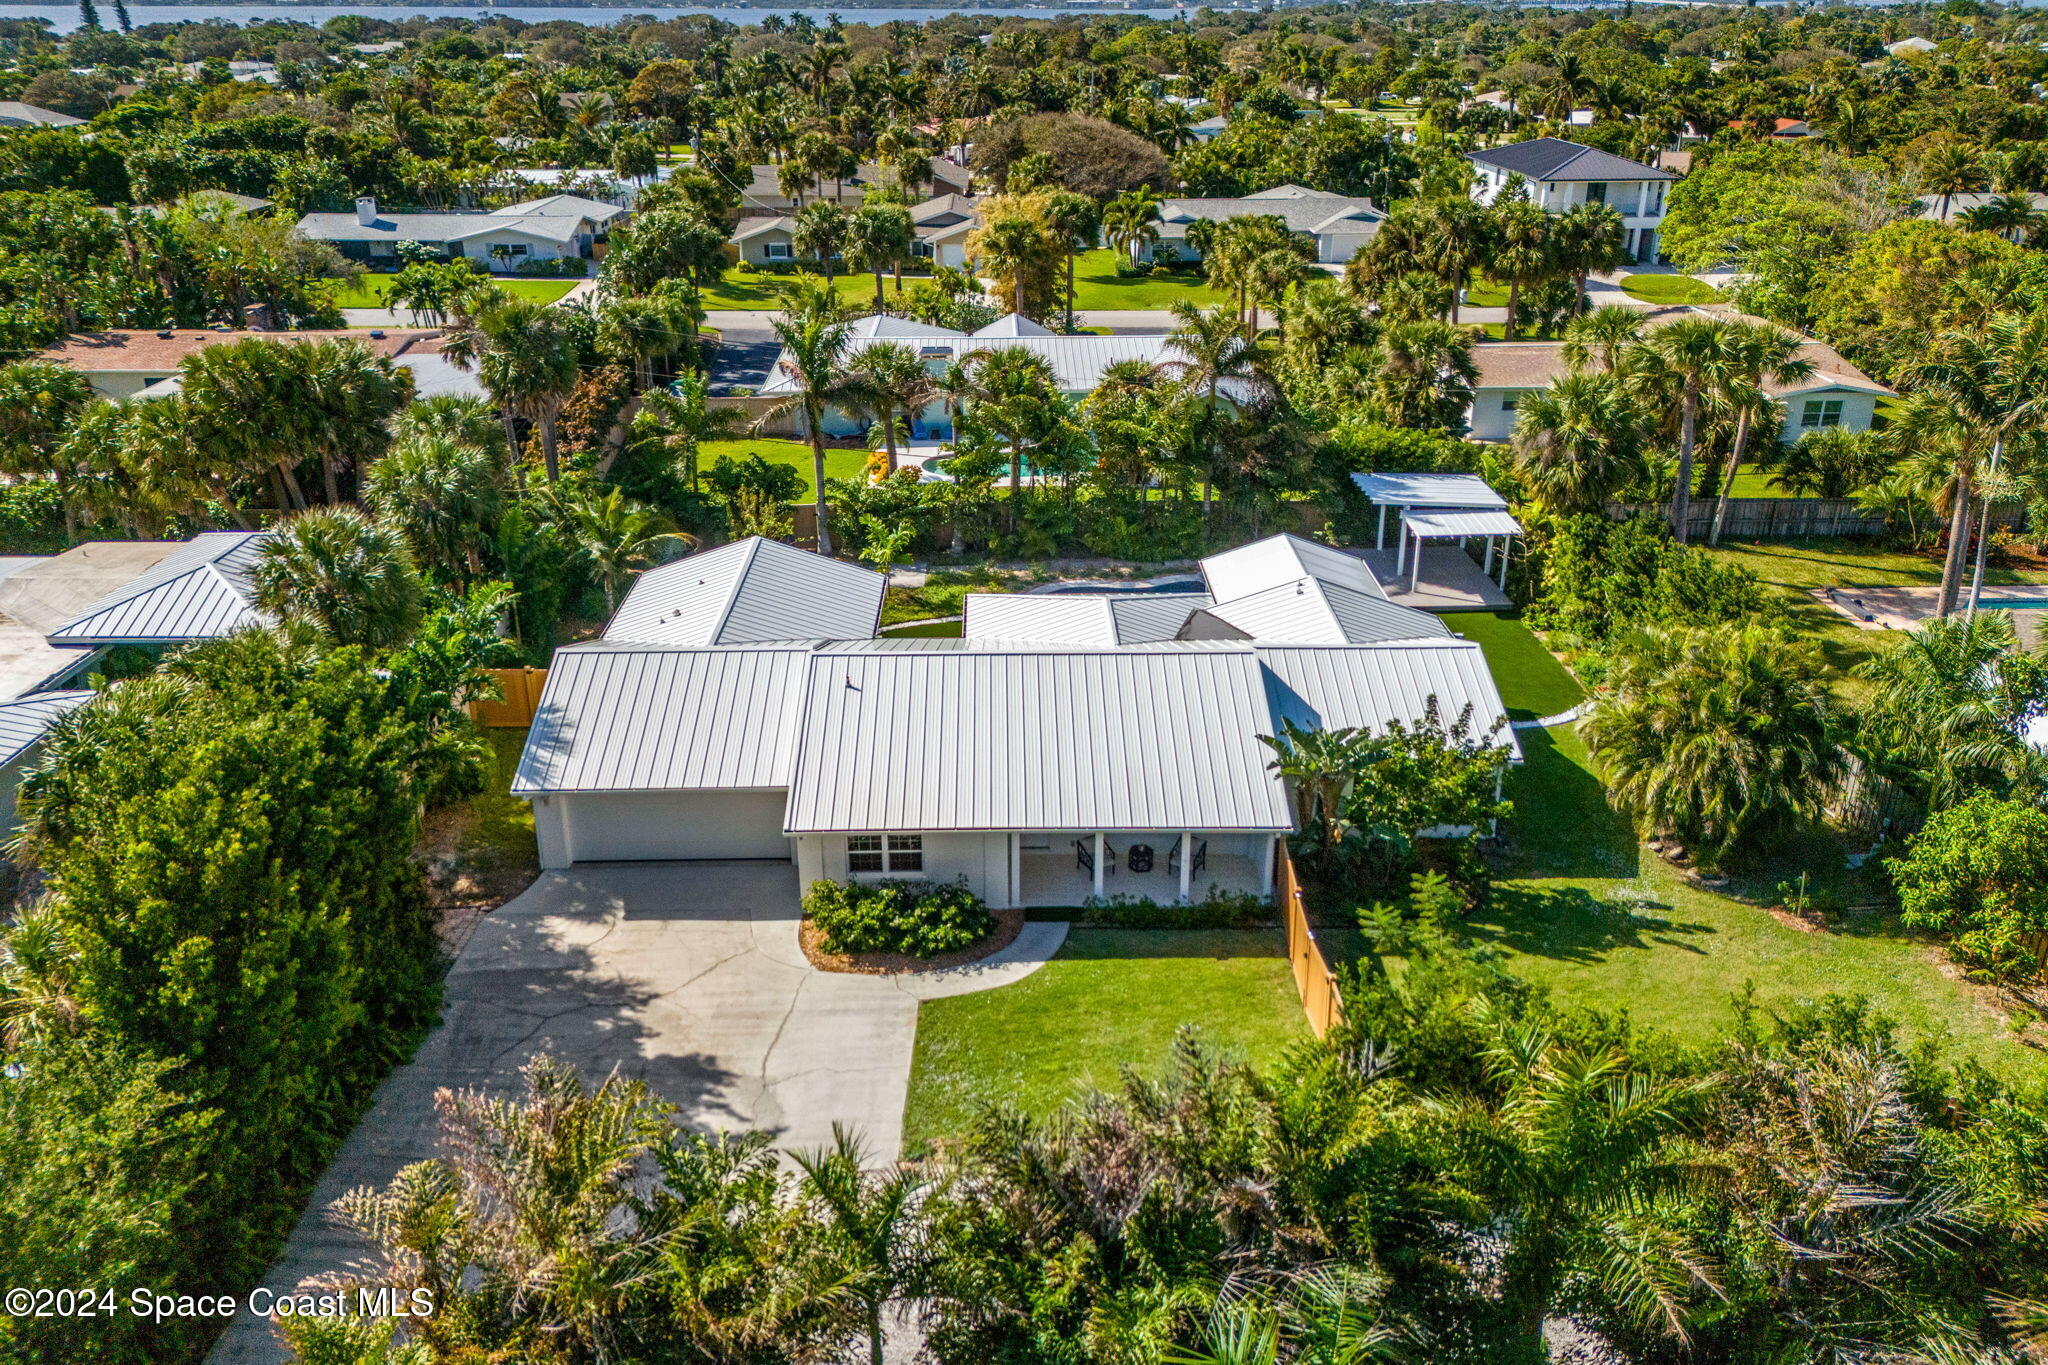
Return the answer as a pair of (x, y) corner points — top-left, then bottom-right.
(1468, 138), (1677, 263)
(33, 328), (443, 400)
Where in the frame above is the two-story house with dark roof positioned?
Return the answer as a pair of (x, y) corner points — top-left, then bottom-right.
(1467, 137), (1677, 264)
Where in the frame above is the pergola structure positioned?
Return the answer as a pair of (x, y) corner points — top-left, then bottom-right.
(1352, 472), (1523, 593)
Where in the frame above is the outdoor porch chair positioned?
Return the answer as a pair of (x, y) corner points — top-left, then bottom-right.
(1073, 839), (1118, 874)
(1167, 837), (1207, 878)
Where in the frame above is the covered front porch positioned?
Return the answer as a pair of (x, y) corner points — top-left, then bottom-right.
(1358, 546), (1514, 611)
(1015, 831), (1276, 909)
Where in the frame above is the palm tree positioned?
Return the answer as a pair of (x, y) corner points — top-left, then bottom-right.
(362, 434), (507, 583)
(1551, 202), (1629, 313)
(1364, 320), (1476, 433)
(1164, 301), (1270, 516)
(969, 210), (1058, 316)
(1704, 324), (1814, 546)
(1103, 187), (1162, 264)
(844, 203), (915, 312)
(444, 295), (582, 482)
(1580, 622), (1842, 863)
(629, 372), (744, 489)
(1919, 142), (1986, 221)
(1559, 305), (1644, 374)
(1490, 199), (1555, 342)
(791, 200), (850, 278)
(1626, 316), (1745, 542)
(301, 338), (417, 504)
(1175, 1267), (1406, 1365)
(758, 310), (855, 555)
(1511, 372), (1650, 515)
(1854, 610), (2048, 807)
(0, 360), (95, 539)
(596, 294), (689, 392)
(1042, 190), (1102, 330)
(1259, 719), (1367, 850)
(793, 1126), (923, 1365)
(566, 485), (693, 611)
(842, 341), (935, 478)
(253, 507), (426, 649)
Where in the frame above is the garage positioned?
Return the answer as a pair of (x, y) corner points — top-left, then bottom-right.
(545, 790), (792, 863)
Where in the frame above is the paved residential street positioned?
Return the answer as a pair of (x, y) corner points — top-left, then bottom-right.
(206, 862), (1063, 1365)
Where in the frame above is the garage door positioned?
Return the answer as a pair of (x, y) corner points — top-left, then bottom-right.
(562, 790), (790, 862)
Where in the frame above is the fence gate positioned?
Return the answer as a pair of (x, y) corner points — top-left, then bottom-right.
(469, 668), (548, 727)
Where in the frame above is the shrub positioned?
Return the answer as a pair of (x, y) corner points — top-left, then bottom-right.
(1526, 513), (1764, 640)
(514, 256), (589, 277)
(1890, 794), (2048, 981)
(803, 877), (994, 957)
(1064, 889), (1272, 929)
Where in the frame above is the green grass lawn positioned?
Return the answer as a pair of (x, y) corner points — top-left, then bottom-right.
(698, 268), (910, 312)
(433, 728), (539, 895)
(1617, 273), (1726, 307)
(696, 437), (868, 498)
(326, 273), (579, 309)
(1463, 278), (1511, 308)
(1069, 248), (1223, 310)
(1439, 611), (1584, 720)
(1474, 724), (2042, 1081)
(1723, 463), (1791, 498)
(902, 928), (1307, 1151)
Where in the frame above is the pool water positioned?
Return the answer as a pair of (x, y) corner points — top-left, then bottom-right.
(1043, 578), (1204, 596)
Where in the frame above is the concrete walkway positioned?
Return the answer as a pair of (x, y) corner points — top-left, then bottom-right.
(207, 862), (1064, 1365)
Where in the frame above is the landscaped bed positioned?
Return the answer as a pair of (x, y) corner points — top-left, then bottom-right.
(901, 928), (1306, 1150)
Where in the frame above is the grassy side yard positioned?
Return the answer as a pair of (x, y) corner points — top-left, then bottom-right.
(1070, 248), (1223, 310)
(902, 928), (1307, 1151)
(1439, 611), (1584, 720)
(1473, 724), (2042, 1081)
(326, 273), (580, 308)
(1617, 273), (1726, 306)
(699, 267), (910, 312)
(696, 437), (868, 498)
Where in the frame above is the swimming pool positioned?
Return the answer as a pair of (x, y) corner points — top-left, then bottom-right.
(1042, 577), (1204, 596)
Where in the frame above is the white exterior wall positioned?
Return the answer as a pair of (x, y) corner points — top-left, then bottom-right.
(533, 789), (793, 868)
(737, 228), (795, 264)
(1466, 386), (1536, 442)
(1317, 230), (1374, 263)
(454, 229), (573, 269)
(1777, 387), (1883, 443)
(795, 831), (1017, 908)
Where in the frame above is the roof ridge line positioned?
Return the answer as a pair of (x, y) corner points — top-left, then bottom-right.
(709, 537), (764, 645)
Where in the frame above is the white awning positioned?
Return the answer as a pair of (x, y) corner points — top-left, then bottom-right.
(1401, 508), (1524, 538)
(1352, 472), (1511, 509)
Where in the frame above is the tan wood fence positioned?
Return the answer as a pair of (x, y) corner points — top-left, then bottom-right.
(1277, 846), (1344, 1037)
(1608, 498), (2027, 541)
(469, 668), (548, 727)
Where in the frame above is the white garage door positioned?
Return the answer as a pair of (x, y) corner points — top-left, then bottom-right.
(562, 790), (791, 862)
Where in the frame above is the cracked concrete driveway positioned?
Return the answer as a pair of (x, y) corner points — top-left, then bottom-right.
(208, 861), (1063, 1365)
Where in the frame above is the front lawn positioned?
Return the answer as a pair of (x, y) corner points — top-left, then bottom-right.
(1618, 273), (1726, 306)
(1475, 724), (2041, 1081)
(699, 267), (912, 312)
(1439, 610), (1584, 720)
(1069, 248), (1223, 310)
(902, 928), (1306, 1151)
(696, 437), (868, 498)
(325, 273), (580, 309)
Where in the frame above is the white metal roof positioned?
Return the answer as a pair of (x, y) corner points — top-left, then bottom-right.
(0, 689), (92, 769)
(784, 644), (1294, 834)
(1259, 641), (1521, 757)
(513, 644), (813, 794)
(1194, 577), (1452, 645)
(603, 538), (885, 647)
(46, 531), (271, 645)
(1401, 508), (1524, 538)
(756, 324), (1189, 397)
(961, 591), (1214, 645)
(972, 313), (1054, 338)
(1198, 533), (1386, 603)
(1352, 472), (1511, 510)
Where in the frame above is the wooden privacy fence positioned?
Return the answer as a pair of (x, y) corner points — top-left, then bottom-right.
(1609, 498), (2028, 541)
(1826, 751), (1923, 847)
(1277, 847), (1344, 1037)
(469, 668), (548, 727)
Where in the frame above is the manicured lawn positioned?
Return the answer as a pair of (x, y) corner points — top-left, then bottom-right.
(698, 268), (911, 312)
(1463, 278), (1511, 308)
(1069, 248), (1223, 310)
(1439, 611), (1584, 720)
(902, 928), (1307, 1151)
(1618, 273), (1726, 306)
(326, 273), (580, 308)
(696, 437), (868, 498)
(1723, 462), (1791, 498)
(1476, 724), (2043, 1081)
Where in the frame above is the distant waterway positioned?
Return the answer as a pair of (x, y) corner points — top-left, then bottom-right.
(3, 2), (1190, 33)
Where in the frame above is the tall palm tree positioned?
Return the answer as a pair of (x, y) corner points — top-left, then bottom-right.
(1626, 316), (1745, 542)
(1854, 610), (2048, 807)
(844, 203), (915, 312)
(1164, 301), (1270, 517)
(1491, 199), (1555, 342)
(791, 200), (851, 278)
(1559, 305), (1644, 374)
(1511, 372), (1651, 515)
(1919, 142), (1986, 222)
(1041, 190), (1102, 331)
(969, 210), (1057, 316)
(1103, 187), (1162, 264)
(758, 311), (855, 555)
(628, 372), (744, 489)
(1551, 201), (1629, 314)
(0, 360), (96, 539)
(444, 295), (582, 482)
(253, 507), (426, 649)
(1704, 324), (1814, 545)
(842, 341), (935, 478)
(362, 434), (507, 583)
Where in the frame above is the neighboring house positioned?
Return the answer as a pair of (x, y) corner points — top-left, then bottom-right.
(44, 530), (272, 649)
(1463, 319), (1894, 443)
(33, 328), (442, 399)
(729, 192), (982, 268)
(0, 100), (85, 128)
(1887, 36), (1937, 57)
(513, 533), (1517, 905)
(1915, 189), (2048, 222)
(754, 314), (1219, 440)
(736, 157), (973, 214)
(1187, 114), (1229, 141)
(0, 690), (93, 830)
(1467, 137), (1677, 263)
(180, 59), (280, 83)
(295, 195), (617, 270)
(1147, 185), (1386, 265)
(497, 165), (675, 207)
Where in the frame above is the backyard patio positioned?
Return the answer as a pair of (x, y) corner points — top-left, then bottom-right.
(1358, 546), (1514, 611)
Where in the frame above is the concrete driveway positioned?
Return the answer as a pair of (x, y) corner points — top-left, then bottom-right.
(208, 862), (1063, 1364)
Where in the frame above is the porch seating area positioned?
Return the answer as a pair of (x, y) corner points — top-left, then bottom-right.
(1018, 831), (1272, 909)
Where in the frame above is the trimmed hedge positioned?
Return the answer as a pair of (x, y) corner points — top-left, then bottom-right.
(1028, 890), (1274, 930)
(804, 877), (994, 957)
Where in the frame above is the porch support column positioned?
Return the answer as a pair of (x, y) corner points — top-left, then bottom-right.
(1498, 536), (1513, 589)
(1093, 831), (1105, 901)
(1396, 511), (1408, 562)
(1179, 832), (1192, 904)
(1483, 536), (1496, 576)
(1409, 534), (1423, 593)
(1376, 502), (1388, 549)
(1009, 833), (1021, 909)
(1259, 836), (1276, 896)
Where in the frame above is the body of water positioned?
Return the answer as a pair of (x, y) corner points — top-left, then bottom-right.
(5, 2), (1187, 32)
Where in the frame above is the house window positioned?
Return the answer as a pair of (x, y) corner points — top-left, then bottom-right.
(1800, 398), (1845, 429)
(368, 240), (396, 257)
(911, 240), (934, 259)
(1586, 181), (1607, 203)
(763, 241), (792, 260)
(501, 243), (530, 258)
(847, 834), (923, 874)
(1501, 390), (1527, 413)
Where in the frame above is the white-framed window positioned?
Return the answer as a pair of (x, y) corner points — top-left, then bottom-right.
(762, 241), (792, 260)
(1586, 181), (1607, 204)
(1501, 390), (1528, 413)
(847, 834), (923, 874)
(368, 240), (396, 257)
(1800, 398), (1844, 429)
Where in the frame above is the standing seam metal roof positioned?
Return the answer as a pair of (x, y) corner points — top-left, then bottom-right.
(46, 531), (271, 645)
(1199, 577), (1453, 645)
(961, 591), (1216, 645)
(1352, 472), (1512, 509)
(0, 689), (93, 768)
(1259, 642), (1521, 756)
(1198, 533), (1388, 602)
(602, 538), (886, 646)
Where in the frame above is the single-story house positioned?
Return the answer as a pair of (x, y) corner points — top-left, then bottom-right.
(295, 195), (618, 270)
(0, 100), (85, 128)
(180, 59), (280, 84)
(45, 530), (272, 648)
(730, 191), (983, 268)
(0, 542), (208, 699)
(737, 157), (973, 214)
(1147, 185), (1385, 265)
(1468, 138), (1675, 263)
(33, 328), (441, 400)
(1463, 322), (1893, 443)
(513, 534), (1516, 907)
(497, 165), (677, 207)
